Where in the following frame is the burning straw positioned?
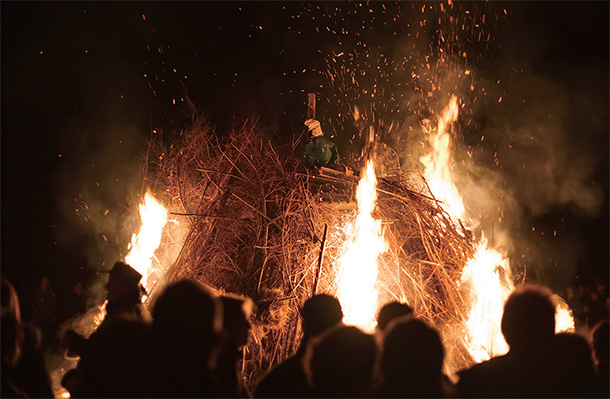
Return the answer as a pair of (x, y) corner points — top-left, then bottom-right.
(146, 102), (486, 387)
(375, 175), (477, 373)
(148, 108), (347, 387)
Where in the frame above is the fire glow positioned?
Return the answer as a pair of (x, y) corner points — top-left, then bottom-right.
(460, 238), (512, 361)
(421, 96), (464, 220)
(124, 190), (169, 290)
(419, 96), (574, 362)
(335, 159), (388, 332)
(420, 95), (515, 361)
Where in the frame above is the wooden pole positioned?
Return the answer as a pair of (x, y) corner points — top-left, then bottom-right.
(307, 93), (316, 120)
(312, 224), (328, 295)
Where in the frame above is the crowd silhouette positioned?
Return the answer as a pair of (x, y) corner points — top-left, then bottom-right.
(1, 261), (608, 398)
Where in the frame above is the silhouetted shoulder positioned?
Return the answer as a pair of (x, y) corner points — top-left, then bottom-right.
(456, 355), (511, 398)
(254, 355), (311, 398)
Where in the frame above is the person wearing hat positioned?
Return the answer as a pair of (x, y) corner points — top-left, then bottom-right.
(61, 261), (151, 396)
(102, 261), (149, 316)
(303, 119), (340, 169)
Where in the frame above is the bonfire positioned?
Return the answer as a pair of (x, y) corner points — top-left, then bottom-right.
(50, 95), (573, 399)
(135, 94), (523, 388)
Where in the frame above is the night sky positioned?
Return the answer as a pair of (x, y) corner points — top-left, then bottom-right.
(2, 2), (608, 315)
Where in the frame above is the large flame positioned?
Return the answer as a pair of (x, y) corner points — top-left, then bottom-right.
(421, 96), (574, 363)
(460, 238), (513, 361)
(421, 96), (464, 220)
(124, 190), (169, 290)
(421, 95), (514, 361)
(336, 159), (388, 332)
(52, 191), (169, 399)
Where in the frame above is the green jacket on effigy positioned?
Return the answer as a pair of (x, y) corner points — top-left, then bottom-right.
(303, 135), (339, 168)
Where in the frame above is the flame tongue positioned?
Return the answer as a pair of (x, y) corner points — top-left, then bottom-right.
(336, 159), (388, 332)
(421, 96), (464, 220)
(554, 295), (575, 334)
(460, 237), (512, 361)
(124, 190), (169, 289)
(420, 96), (515, 362)
(419, 96), (574, 363)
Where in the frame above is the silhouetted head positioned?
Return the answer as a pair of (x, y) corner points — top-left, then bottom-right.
(152, 279), (221, 364)
(554, 332), (594, 364)
(300, 294), (343, 337)
(307, 325), (377, 397)
(152, 279), (223, 397)
(591, 319), (609, 367)
(501, 284), (556, 350)
(376, 301), (413, 331)
(104, 262), (143, 302)
(39, 276), (50, 290)
(381, 316), (444, 394)
(219, 294), (253, 348)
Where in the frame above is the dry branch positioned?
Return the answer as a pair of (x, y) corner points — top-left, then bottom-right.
(146, 110), (483, 388)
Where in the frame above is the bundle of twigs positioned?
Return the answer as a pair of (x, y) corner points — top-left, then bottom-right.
(146, 109), (481, 387)
(147, 110), (346, 388)
(374, 176), (477, 373)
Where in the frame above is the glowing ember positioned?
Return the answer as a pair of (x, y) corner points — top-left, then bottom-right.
(124, 190), (169, 289)
(336, 159), (388, 332)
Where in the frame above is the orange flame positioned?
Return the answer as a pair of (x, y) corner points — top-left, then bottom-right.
(420, 96), (574, 363)
(336, 159), (388, 332)
(553, 295), (575, 333)
(421, 96), (464, 219)
(420, 96), (514, 361)
(460, 237), (512, 361)
(124, 190), (169, 290)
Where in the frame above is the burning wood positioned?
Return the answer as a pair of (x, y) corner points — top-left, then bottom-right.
(144, 105), (478, 386)
(141, 97), (574, 388)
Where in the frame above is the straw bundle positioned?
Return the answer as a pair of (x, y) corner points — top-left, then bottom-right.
(148, 109), (479, 387)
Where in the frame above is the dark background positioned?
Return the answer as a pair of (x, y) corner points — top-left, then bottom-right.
(2, 2), (608, 317)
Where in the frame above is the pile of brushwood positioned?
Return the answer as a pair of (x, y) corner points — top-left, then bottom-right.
(144, 109), (482, 388)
